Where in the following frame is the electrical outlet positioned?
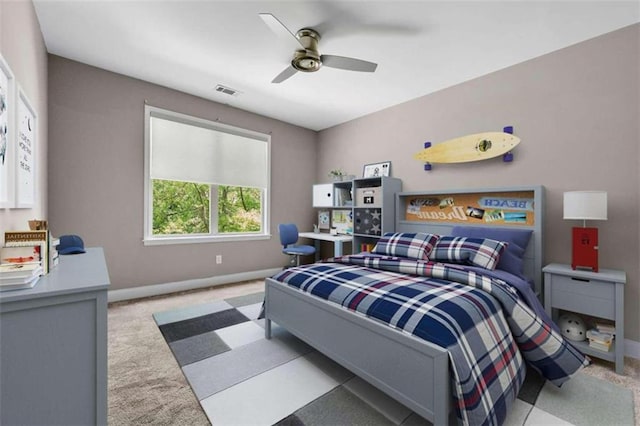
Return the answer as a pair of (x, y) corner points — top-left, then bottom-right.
(216, 255), (222, 264)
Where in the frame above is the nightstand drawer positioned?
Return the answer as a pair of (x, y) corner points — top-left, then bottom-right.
(549, 275), (615, 319)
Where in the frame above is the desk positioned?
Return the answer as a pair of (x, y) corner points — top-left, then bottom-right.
(299, 232), (353, 260)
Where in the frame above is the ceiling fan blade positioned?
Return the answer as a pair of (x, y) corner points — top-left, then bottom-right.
(259, 13), (305, 51)
(321, 55), (378, 72)
(272, 65), (298, 83)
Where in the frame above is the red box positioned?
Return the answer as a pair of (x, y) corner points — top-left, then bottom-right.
(571, 227), (599, 272)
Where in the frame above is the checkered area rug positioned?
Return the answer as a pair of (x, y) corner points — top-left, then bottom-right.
(153, 292), (634, 425)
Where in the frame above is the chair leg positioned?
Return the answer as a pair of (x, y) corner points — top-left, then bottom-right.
(295, 255), (301, 267)
(283, 255), (297, 269)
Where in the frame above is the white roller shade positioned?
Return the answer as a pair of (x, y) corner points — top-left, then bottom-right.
(150, 116), (268, 188)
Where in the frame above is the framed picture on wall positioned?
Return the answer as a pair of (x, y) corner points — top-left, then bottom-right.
(363, 161), (391, 178)
(15, 86), (36, 208)
(0, 53), (15, 208)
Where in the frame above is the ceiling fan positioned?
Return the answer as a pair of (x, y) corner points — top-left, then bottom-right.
(259, 13), (378, 83)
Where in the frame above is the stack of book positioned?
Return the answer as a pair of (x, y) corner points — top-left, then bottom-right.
(594, 321), (615, 336)
(586, 328), (614, 352)
(49, 235), (60, 270)
(0, 263), (43, 291)
(5, 230), (48, 270)
(359, 243), (376, 252)
(3, 230), (60, 273)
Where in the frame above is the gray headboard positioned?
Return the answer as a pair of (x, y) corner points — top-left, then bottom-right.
(395, 186), (544, 297)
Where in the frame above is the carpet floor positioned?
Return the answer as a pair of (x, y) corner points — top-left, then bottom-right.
(153, 290), (635, 425)
(108, 281), (640, 425)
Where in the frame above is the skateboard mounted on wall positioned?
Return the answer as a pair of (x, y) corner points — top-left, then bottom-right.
(415, 126), (520, 171)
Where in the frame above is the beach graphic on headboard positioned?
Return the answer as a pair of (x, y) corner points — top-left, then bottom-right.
(405, 190), (535, 226)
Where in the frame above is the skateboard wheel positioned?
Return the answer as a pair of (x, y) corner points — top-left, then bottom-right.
(424, 163), (432, 171)
(424, 141), (431, 148)
(503, 126), (513, 134)
(503, 152), (514, 162)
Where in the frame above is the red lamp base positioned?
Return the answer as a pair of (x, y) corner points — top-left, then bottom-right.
(571, 227), (599, 272)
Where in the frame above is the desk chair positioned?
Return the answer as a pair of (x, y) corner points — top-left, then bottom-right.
(278, 223), (316, 267)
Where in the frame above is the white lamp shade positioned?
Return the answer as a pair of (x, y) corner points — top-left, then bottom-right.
(563, 191), (607, 220)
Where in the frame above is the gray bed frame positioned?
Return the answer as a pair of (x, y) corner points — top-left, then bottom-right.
(264, 186), (544, 425)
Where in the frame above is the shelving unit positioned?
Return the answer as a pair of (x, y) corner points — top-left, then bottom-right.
(312, 181), (353, 208)
(352, 176), (402, 252)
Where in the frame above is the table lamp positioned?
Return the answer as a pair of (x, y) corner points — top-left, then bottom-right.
(563, 191), (607, 272)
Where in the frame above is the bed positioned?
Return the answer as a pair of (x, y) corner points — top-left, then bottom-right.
(264, 186), (588, 425)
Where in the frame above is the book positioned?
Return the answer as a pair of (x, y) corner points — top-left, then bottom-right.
(586, 329), (613, 352)
(0, 274), (40, 291)
(47, 234), (60, 272)
(0, 273), (42, 286)
(3, 230), (52, 273)
(4, 230), (48, 246)
(0, 263), (43, 277)
(1, 245), (39, 263)
(359, 243), (376, 253)
(589, 339), (612, 352)
(594, 322), (615, 336)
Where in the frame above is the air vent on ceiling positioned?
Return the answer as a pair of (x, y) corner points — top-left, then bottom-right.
(214, 84), (240, 96)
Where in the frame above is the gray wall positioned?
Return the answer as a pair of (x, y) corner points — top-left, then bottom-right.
(318, 24), (639, 342)
(48, 55), (318, 290)
(0, 1), (48, 233)
(8, 1), (639, 343)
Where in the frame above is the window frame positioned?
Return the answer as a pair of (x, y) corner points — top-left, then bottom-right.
(143, 105), (271, 246)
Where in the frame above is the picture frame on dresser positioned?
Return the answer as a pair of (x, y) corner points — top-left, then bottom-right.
(15, 86), (36, 209)
(362, 161), (391, 178)
(318, 209), (330, 230)
(0, 53), (15, 208)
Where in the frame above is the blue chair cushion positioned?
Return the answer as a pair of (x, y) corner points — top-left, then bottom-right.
(283, 245), (316, 256)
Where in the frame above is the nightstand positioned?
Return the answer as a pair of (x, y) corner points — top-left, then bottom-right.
(543, 263), (625, 374)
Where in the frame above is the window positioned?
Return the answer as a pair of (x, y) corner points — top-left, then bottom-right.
(144, 105), (270, 245)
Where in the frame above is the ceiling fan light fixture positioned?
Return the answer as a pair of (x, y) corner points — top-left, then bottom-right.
(260, 13), (378, 83)
(291, 50), (322, 72)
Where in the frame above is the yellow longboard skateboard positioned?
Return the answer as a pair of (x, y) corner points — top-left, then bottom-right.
(414, 130), (520, 165)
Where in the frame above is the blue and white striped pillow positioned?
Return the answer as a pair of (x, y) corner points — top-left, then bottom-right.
(372, 232), (440, 260)
(431, 236), (507, 270)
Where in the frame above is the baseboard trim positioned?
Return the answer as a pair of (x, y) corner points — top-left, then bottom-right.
(625, 338), (640, 360)
(108, 268), (281, 303)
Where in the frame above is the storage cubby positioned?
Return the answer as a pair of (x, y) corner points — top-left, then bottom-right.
(313, 181), (353, 208)
(352, 176), (402, 252)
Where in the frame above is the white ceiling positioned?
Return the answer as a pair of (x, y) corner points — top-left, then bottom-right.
(33, 1), (639, 131)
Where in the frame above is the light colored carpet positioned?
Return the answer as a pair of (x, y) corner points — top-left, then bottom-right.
(108, 279), (639, 425)
(108, 280), (264, 425)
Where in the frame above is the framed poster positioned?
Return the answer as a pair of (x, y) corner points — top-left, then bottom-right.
(331, 209), (353, 234)
(0, 53), (15, 208)
(15, 87), (36, 208)
(363, 161), (391, 178)
(318, 209), (330, 230)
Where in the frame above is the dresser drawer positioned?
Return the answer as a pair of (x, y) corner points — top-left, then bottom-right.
(549, 275), (615, 319)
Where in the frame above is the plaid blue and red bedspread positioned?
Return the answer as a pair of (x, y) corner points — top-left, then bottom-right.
(271, 254), (588, 426)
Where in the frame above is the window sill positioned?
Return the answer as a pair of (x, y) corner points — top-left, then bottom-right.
(143, 233), (271, 246)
